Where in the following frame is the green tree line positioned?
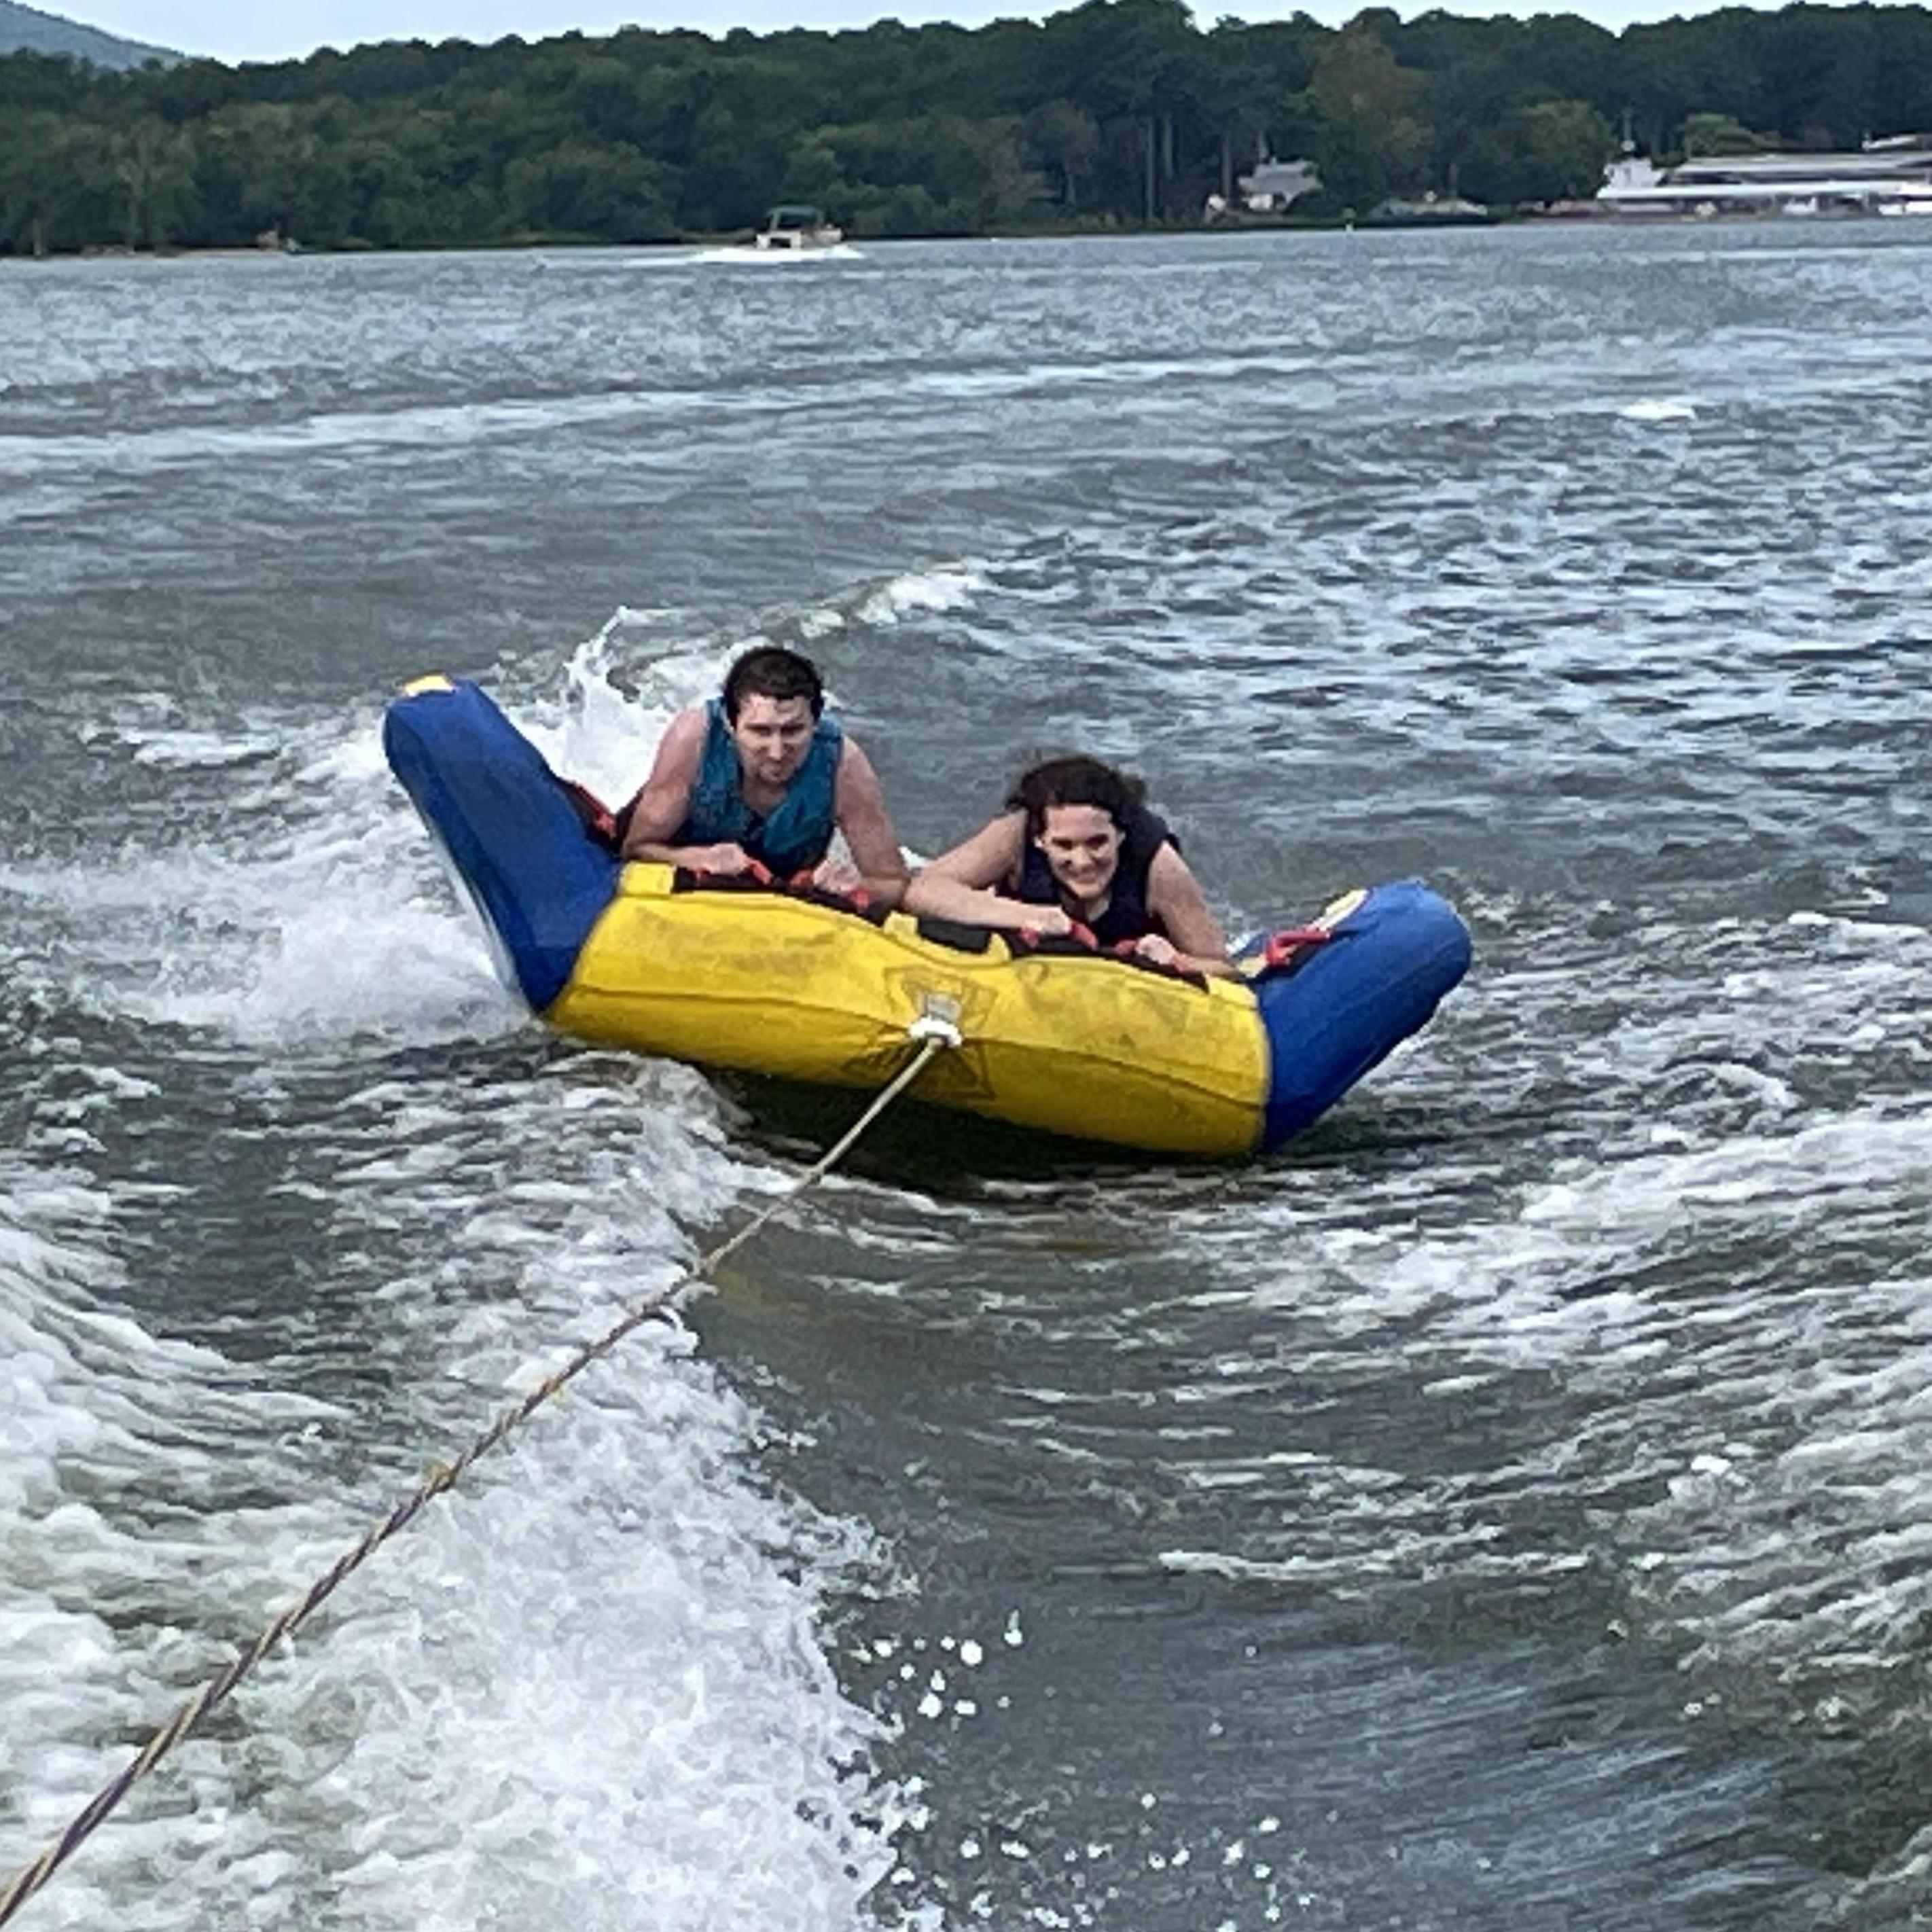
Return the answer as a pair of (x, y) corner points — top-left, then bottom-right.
(3, 0), (1931, 253)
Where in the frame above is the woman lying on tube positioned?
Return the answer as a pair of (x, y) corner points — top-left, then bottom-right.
(903, 755), (1237, 980)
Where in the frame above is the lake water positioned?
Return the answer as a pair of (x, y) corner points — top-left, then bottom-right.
(2, 223), (1929, 1932)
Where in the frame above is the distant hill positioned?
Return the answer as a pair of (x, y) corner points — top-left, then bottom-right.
(0, 0), (181, 67)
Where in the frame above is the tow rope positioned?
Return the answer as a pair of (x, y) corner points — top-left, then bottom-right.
(0, 1016), (961, 1929)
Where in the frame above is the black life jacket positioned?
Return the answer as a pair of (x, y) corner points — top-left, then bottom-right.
(1012, 805), (1174, 946)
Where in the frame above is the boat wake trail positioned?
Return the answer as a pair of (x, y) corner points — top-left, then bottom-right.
(0, 668), (925, 1932)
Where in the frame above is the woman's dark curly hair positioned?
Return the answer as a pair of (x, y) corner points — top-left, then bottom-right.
(1004, 756), (1145, 839)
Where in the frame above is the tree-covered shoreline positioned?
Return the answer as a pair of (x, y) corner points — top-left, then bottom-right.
(3, 0), (1931, 255)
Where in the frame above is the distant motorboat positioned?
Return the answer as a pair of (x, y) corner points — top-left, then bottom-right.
(751, 204), (845, 251)
(1362, 191), (1492, 228)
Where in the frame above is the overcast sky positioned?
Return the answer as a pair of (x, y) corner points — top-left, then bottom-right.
(69, 0), (1770, 67)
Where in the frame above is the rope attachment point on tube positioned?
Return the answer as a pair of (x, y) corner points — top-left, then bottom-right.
(907, 992), (963, 1051)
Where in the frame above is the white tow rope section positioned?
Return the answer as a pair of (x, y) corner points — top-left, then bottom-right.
(0, 1020), (959, 1929)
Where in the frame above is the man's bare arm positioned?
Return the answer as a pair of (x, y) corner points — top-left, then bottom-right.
(828, 740), (912, 906)
(620, 710), (752, 873)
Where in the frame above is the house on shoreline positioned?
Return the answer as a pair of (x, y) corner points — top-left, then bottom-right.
(1204, 158), (1322, 226)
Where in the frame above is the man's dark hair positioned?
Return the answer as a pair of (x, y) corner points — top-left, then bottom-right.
(1005, 756), (1146, 839)
(721, 646), (824, 722)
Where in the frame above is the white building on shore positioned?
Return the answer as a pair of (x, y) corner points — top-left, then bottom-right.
(1204, 158), (1322, 225)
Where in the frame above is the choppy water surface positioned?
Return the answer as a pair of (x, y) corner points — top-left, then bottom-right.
(2, 225), (1929, 1931)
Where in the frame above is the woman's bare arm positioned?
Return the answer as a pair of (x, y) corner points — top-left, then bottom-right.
(1143, 843), (1239, 978)
(903, 813), (1070, 931)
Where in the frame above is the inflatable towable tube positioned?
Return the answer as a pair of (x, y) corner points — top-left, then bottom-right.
(384, 677), (1471, 1157)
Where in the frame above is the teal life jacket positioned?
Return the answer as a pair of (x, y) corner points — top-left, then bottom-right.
(673, 698), (844, 878)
